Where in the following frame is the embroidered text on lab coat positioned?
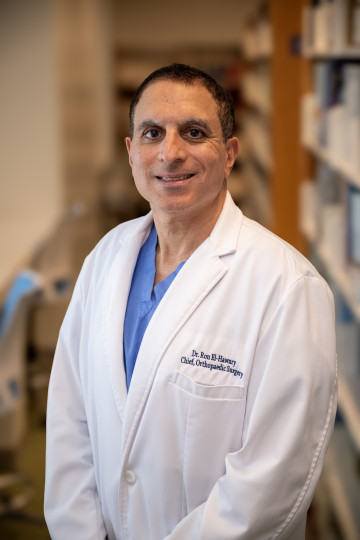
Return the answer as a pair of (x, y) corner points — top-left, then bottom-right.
(181, 348), (243, 378)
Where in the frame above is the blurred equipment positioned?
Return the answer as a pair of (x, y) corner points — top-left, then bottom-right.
(0, 270), (43, 520)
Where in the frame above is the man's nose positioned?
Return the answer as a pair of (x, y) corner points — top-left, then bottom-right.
(159, 132), (186, 163)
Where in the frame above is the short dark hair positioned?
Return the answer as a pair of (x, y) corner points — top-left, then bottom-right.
(129, 63), (235, 142)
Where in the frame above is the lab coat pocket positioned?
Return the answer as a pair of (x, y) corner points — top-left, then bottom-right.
(169, 371), (247, 512)
(170, 370), (246, 399)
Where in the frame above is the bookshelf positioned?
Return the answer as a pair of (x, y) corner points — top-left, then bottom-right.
(304, 142), (360, 188)
(239, 4), (273, 229)
(299, 1), (360, 538)
(239, 0), (309, 250)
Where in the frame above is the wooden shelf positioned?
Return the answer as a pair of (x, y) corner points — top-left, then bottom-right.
(243, 52), (272, 63)
(300, 2), (360, 536)
(303, 223), (360, 451)
(301, 225), (360, 323)
(303, 47), (360, 60)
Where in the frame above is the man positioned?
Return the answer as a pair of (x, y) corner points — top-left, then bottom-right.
(45, 64), (337, 539)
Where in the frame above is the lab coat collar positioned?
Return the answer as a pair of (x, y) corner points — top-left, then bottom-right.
(209, 190), (244, 256)
(102, 211), (154, 421)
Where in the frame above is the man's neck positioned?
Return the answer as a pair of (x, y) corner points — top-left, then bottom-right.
(152, 196), (226, 286)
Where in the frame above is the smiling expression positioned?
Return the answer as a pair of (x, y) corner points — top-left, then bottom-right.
(126, 80), (238, 224)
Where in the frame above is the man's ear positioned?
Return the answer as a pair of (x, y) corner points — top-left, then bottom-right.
(125, 137), (133, 167)
(224, 137), (239, 178)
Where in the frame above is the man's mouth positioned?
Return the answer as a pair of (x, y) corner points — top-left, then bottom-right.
(156, 174), (194, 182)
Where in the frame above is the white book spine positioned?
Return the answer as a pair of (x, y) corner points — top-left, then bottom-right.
(350, 189), (360, 264)
(352, 0), (360, 44)
(331, 0), (349, 52)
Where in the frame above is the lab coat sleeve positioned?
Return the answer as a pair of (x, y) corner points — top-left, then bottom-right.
(44, 267), (107, 540)
(165, 275), (337, 540)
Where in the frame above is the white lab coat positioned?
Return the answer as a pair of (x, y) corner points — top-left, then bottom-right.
(45, 192), (337, 540)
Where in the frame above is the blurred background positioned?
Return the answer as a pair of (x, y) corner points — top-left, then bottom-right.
(0, 0), (359, 538)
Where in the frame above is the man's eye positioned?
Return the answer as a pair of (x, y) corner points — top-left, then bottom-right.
(187, 128), (204, 139)
(144, 129), (160, 139)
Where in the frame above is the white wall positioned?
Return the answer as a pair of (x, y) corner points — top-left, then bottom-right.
(0, 0), (61, 219)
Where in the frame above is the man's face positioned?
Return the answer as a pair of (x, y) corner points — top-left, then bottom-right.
(126, 80), (238, 222)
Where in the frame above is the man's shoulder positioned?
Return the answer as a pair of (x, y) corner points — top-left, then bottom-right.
(239, 215), (322, 282)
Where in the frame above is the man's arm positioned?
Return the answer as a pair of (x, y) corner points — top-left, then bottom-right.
(166, 276), (337, 539)
(44, 271), (107, 540)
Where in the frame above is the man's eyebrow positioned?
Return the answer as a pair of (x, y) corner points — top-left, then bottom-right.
(179, 118), (212, 132)
(135, 118), (213, 134)
(136, 119), (159, 133)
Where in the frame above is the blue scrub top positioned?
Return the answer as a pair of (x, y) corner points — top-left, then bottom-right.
(123, 224), (185, 389)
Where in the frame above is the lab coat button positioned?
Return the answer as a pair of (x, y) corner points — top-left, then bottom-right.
(125, 470), (136, 485)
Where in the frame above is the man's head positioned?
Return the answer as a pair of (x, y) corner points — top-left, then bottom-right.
(129, 63), (235, 142)
(125, 65), (239, 223)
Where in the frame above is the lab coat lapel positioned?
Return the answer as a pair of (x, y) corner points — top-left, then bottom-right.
(101, 213), (153, 422)
(121, 193), (244, 454)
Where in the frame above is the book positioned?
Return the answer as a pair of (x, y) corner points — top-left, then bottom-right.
(331, 0), (350, 52)
(343, 64), (360, 172)
(313, 0), (332, 53)
(350, 0), (360, 45)
(348, 185), (360, 265)
(334, 288), (360, 376)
